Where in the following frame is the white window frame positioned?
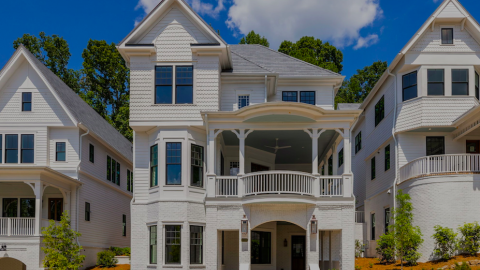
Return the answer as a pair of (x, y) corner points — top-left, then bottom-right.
(440, 26), (455, 46)
(162, 222), (184, 267)
(188, 222), (206, 266)
(53, 140), (68, 163)
(20, 91), (33, 113)
(1, 132), (36, 165)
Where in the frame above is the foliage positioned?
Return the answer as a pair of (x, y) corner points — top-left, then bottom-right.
(453, 262), (471, 270)
(356, 239), (365, 258)
(369, 262), (374, 268)
(355, 266), (362, 270)
(335, 60), (387, 107)
(41, 211), (85, 270)
(81, 39), (132, 141)
(13, 32), (81, 93)
(391, 190), (424, 268)
(432, 225), (458, 260)
(239, 30), (270, 47)
(278, 36), (343, 73)
(97, 250), (118, 267)
(376, 233), (396, 264)
(458, 222), (480, 256)
(109, 246), (130, 256)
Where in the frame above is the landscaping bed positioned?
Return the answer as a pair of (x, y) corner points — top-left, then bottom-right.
(85, 265), (130, 270)
(356, 255), (480, 270)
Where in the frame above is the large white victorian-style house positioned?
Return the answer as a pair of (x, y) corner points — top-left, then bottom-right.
(0, 46), (133, 270)
(351, 0), (480, 263)
(118, 0), (361, 269)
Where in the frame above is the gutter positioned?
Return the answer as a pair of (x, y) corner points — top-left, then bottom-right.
(76, 123), (90, 246)
(386, 69), (398, 225)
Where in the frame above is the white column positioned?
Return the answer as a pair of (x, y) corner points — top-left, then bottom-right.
(239, 130), (246, 176)
(34, 182), (42, 236)
(304, 129), (325, 175)
(207, 129), (216, 174)
(344, 128), (352, 174)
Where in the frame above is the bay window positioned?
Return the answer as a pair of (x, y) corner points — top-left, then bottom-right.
(149, 226), (157, 264)
(191, 145), (204, 187)
(190, 225), (203, 264)
(165, 225), (181, 264)
(150, 145), (158, 187)
(166, 142), (182, 185)
(452, 69), (469, 96)
(402, 71), (417, 101)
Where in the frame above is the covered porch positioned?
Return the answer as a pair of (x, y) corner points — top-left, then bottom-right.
(0, 167), (80, 237)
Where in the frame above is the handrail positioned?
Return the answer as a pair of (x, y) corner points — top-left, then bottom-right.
(243, 171), (316, 196)
(0, 217), (36, 236)
(399, 154), (480, 183)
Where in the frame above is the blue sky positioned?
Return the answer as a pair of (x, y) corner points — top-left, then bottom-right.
(0, 0), (479, 79)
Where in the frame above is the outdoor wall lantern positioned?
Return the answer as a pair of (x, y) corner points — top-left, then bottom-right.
(284, 238), (288, 247)
(241, 215), (248, 239)
(311, 215), (318, 234)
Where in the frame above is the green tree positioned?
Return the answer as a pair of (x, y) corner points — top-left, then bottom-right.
(42, 212), (85, 270)
(335, 60), (387, 107)
(239, 30), (270, 47)
(278, 36), (343, 73)
(13, 32), (81, 93)
(82, 40), (132, 141)
(458, 222), (480, 256)
(392, 190), (424, 268)
(432, 225), (458, 260)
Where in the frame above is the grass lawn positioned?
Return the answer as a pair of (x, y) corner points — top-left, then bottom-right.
(356, 255), (480, 270)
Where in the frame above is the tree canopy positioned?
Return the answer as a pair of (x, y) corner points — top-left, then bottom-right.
(278, 36), (343, 73)
(239, 30), (270, 47)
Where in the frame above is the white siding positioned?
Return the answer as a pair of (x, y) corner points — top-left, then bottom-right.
(220, 83), (265, 111)
(272, 85), (334, 110)
(49, 127), (79, 177)
(411, 25), (480, 53)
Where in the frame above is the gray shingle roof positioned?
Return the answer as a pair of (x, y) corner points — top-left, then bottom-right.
(226, 44), (341, 77)
(18, 46), (133, 162)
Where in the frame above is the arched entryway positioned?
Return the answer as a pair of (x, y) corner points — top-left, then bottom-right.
(0, 257), (27, 270)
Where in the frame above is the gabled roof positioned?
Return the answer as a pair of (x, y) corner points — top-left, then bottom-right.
(0, 46), (133, 163)
(225, 45), (342, 78)
(359, 0), (480, 110)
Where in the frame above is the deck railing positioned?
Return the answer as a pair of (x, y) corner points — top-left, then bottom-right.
(213, 171), (348, 198)
(0, 217), (36, 236)
(355, 211), (365, 223)
(399, 154), (480, 183)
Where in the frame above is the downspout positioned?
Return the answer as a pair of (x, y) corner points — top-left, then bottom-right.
(204, 114), (209, 203)
(76, 123), (89, 246)
(264, 75), (267, 102)
(387, 69), (398, 221)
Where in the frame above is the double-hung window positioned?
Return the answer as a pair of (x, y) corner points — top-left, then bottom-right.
(338, 148), (344, 167)
(56, 142), (66, 161)
(402, 71), (417, 101)
(85, 202), (90, 221)
(165, 225), (181, 264)
(426, 137), (445, 156)
(251, 231), (271, 264)
(122, 214), (127, 237)
(116, 162), (121, 186)
(6, 135), (18, 163)
(374, 96), (384, 127)
(149, 226), (157, 264)
(384, 208), (390, 234)
(300, 91), (315, 105)
(127, 169), (133, 192)
(21, 134), (34, 163)
(190, 225), (203, 264)
(22, 92), (32, 111)
(328, 155), (333, 175)
(371, 157), (376, 180)
(355, 132), (362, 154)
(452, 69), (469, 96)
(238, 95), (249, 109)
(166, 142), (182, 185)
(191, 145), (204, 187)
(89, 144), (95, 163)
(155, 66), (173, 104)
(385, 145), (390, 171)
(176, 66), (193, 104)
(371, 213), (376, 240)
(428, 69), (445, 95)
(282, 91), (297, 102)
(476, 71), (479, 100)
(107, 156), (119, 185)
(150, 145), (158, 187)
(441, 28), (454, 45)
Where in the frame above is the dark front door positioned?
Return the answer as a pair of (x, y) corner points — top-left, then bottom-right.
(291, 235), (305, 270)
(251, 163), (269, 173)
(48, 198), (63, 221)
(466, 140), (480, 153)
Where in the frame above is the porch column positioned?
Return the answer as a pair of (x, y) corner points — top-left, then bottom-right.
(304, 129), (325, 175)
(207, 129), (220, 198)
(343, 128), (351, 174)
(232, 129), (253, 176)
(34, 182), (42, 236)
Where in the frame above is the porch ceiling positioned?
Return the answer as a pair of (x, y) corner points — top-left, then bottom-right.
(222, 130), (337, 164)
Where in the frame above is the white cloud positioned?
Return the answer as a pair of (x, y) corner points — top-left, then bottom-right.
(135, 0), (162, 14)
(353, 34), (379, 50)
(226, 0), (382, 49)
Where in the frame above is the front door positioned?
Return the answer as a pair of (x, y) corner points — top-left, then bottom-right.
(291, 235), (305, 270)
(466, 140), (480, 153)
(48, 198), (63, 221)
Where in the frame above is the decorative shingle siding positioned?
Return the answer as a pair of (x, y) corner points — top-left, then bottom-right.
(154, 24), (197, 62)
(411, 25), (480, 53)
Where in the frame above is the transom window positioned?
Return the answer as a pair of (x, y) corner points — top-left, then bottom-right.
(191, 145), (204, 187)
(21, 134), (34, 164)
(56, 142), (66, 161)
(355, 132), (362, 154)
(166, 142), (182, 185)
(282, 91), (298, 102)
(426, 137), (445, 156)
(441, 28), (454, 45)
(452, 69), (469, 96)
(428, 69), (445, 96)
(300, 91), (315, 105)
(251, 231), (271, 264)
(22, 92), (32, 111)
(165, 225), (181, 264)
(374, 96), (384, 127)
(6, 135), (19, 163)
(402, 71), (417, 101)
(176, 66), (193, 104)
(238, 95), (250, 109)
(150, 145), (158, 187)
(155, 66), (173, 104)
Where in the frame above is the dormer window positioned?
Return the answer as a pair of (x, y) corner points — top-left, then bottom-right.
(441, 28), (453, 45)
(22, 92), (32, 111)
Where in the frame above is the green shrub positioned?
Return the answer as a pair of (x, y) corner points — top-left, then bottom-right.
(368, 262), (374, 268)
(458, 222), (480, 256)
(355, 239), (365, 258)
(122, 247), (131, 256)
(453, 262), (471, 270)
(403, 226), (423, 266)
(376, 233), (395, 264)
(97, 250), (117, 267)
(109, 246), (131, 256)
(432, 225), (458, 260)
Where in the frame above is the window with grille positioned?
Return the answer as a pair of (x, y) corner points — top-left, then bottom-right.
(22, 92), (32, 111)
(190, 226), (203, 264)
(150, 145), (158, 187)
(384, 208), (390, 234)
(338, 148), (344, 167)
(441, 28), (453, 45)
(166, 143), (182, 185)
(5, 134), (18, 164)
(282, 91), (297, 102)
(56, 142), (66, 162)
(149, 226), (157, 264)
(21, 135), (34, 163)
(371, 213), (376, 240)
(300, 91), (315, 105)
(238, 95), (249, 109)
(385, 145), (390, 171)
(355, 132), (362, 154)
(426, 137), (445, 156)
(85, 202), (90, 221)
(371, 157), (376, 180)
(176, 66), (193, 104)
(191, 145), (204, 187)
(165, 225), (181, 264)
(375, 96), (384, 127)
(89, 144), (95, 163)
(155, 66), (173, 104)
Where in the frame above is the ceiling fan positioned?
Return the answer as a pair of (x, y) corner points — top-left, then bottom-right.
(265, 138), (291, 153)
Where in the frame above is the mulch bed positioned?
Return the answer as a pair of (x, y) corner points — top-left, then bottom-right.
(356, 255), (480, 270)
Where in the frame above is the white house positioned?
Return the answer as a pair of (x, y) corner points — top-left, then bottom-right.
(118, 0), (362, 269)
(0, 46), (133, 270)
(351, 0), (480, 262)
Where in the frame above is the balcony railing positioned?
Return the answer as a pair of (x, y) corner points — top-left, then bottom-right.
(399, 154), (480, 183)
(0, 217), (35, 236)
(213, 171), (348, 198)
